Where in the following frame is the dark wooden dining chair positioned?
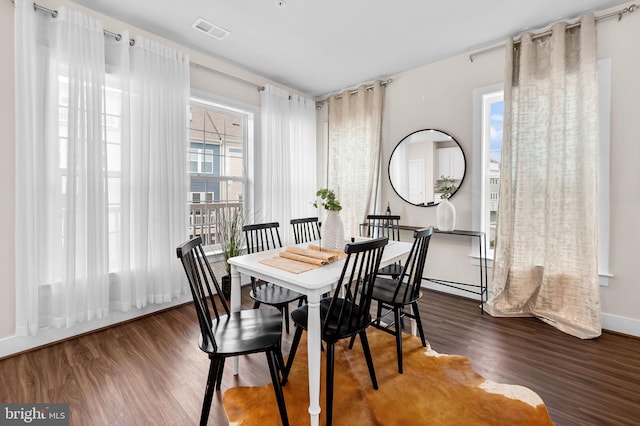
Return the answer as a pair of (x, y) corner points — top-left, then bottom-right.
(282, 237), (388, 426)
(243, 222), (306, 333)
(290, 217), (321, 244)
(368, 227), (433, 374)
(176, 236), (289, 426)
(364, 214), (403, 278)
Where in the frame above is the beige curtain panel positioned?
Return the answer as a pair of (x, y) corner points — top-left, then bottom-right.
(486, 14), (601, 339)
(327, 81), (384, 237)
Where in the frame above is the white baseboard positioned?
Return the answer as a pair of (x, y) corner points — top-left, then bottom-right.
(423, 282), (640, 338)
(0, 272), (255, 359)
(423, 281), (485, 304)
(601, 312), (640, 337)
(0, 294), (194, 359)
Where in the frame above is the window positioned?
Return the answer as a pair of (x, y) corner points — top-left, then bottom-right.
(188, 98), (249, 246)
(472, 86), (503, 257)
(483, 90), (503, 252)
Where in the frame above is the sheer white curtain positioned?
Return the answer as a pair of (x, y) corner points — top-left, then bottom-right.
(15, 1), (109, 334)
(113, 35), (190, 309)
(289, 94), (318, 221)
(486, 15), (601, 338)
(15, 1), (190, 335)
(259, 85), (316, 244)
(327, 82), (384, 238)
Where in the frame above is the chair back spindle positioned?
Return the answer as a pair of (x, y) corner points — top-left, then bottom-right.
(244, 222), (282, 254)
(364, 215), (401, 241)
(290, 217), (321, 244)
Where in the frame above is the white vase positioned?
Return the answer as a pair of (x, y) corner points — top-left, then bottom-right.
(320, 210), (345, 250)
(436, 198), (456, 231)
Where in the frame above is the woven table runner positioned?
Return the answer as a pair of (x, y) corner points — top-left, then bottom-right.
(258, 245), (347, 274)
(306, 244), (348, 259)
(258, 256), (320, 274)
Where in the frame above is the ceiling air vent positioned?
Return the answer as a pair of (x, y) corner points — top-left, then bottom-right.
(191, 17), (230, 40)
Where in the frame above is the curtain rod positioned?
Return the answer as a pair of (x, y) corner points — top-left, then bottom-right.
(29, 1), (135, 45)
(190, 62), (262, 90)
(315, 79), (393, 106)
(469, 3), (638, 62)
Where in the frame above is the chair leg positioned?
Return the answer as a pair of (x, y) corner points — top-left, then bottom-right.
(266, 349), (290, 426)
(282, 326), (303, 385)
(394, 308), (404, 374)
(215, 358), (225, 390)
(376, 301), (383, 326)
(275, 341), (286, 381)
(283, 304), (290, 334)
(250, 278), (260, 310)
(412, 302), (427, 347)
(200, 358), (220, 426)
(347, 334), (356, 349)
(359, 331), (378, 389)
(325, 342), (335, 426)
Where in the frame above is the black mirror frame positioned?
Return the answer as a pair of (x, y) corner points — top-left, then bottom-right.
(388, 129), (466, 207)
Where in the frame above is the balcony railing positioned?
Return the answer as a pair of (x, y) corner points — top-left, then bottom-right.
(188, 201), (243, 246)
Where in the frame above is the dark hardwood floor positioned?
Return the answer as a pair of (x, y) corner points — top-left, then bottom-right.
(1, 281), (639, 425)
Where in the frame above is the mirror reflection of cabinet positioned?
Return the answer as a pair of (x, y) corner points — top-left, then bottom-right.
(437, 146), (464, 179)
(389, 129), (466, 207)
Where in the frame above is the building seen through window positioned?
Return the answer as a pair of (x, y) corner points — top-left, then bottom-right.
(484, 91), (503, 251)
(188, 101), (247, 246)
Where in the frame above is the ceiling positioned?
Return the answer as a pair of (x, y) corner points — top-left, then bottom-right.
(70, 0), (631, 97)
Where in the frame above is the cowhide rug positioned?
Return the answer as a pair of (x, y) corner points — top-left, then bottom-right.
(223, 329), (554, 425)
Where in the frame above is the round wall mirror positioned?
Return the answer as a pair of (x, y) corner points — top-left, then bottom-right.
(388, 129), (466, 207)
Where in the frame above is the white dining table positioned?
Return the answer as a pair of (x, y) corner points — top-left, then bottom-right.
(227, 239), (412, 426)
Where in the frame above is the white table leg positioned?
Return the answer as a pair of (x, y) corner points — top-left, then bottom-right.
(230, 264), (241, 374)
(411, 304), (417, 336)
(306, 295), (322, 426)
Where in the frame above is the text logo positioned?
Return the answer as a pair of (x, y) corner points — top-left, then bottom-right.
(0, 404), (69, 426)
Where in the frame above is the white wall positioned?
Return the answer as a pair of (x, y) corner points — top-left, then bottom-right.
(382, 51), (500, 306)
(375, 3), (640, 336)
(0, 0), (16, 340)
(596, 4), (640, 334)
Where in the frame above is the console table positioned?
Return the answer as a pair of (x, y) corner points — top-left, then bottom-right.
(398, 226), (488, 311)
